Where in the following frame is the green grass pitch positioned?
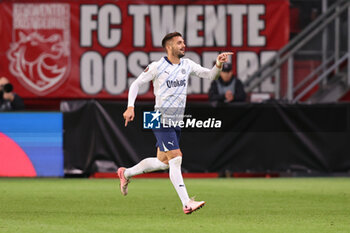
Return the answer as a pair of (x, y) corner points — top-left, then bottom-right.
(0, 178), (349, 233)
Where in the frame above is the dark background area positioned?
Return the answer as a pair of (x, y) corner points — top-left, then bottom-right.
(63, 101), (350, 176)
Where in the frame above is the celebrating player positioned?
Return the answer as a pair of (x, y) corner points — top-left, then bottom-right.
(118, 32), (232, 214)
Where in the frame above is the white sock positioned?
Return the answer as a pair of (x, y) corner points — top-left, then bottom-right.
(169, 156), (190, 207)
(124, 158), (169, 179)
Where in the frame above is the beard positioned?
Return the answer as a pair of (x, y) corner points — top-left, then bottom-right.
(173, 49), (185, 58)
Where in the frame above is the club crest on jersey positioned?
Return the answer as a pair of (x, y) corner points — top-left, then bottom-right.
(6, 3), (71, 96)
(181, 69), (186, 74)
(166, 79), (186, 88)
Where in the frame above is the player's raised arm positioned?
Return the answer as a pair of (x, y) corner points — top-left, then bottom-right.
(123, 64), (156, 127)
(216, 52), (234, 68)
(189, 52), (234, 81)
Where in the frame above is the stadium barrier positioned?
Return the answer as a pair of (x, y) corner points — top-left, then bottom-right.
(63, 100), (350, 176)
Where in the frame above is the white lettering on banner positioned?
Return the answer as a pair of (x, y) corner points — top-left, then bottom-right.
(227, 5), (247, 46)
(237, 51), (277, 88)
(79, 51), (230, 95)
(14, 4), (68, 17)
(130, 5), (234, 47)
(248, 5), (266, 46)
(80, 5), (121, 47)
(79, 51), (276, 95)
(78, 4), (282, 95)
(204, 5), (226, 46)
(13, 4), (68, 29)
(237, 51), (259, 83)
(80, 5), (98, 47)
(81, 51), (127, 95)
(128, 5), (149, 47)
(104, 52), (127, 94)
(98, 4), (122, 48)
(186, 6), (204, 46)
(127, 4), (266, 48)
(150, 5), (186, 47)
(80, 51), (103, 95)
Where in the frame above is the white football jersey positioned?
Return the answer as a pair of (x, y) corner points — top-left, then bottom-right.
(128, 56), (220, 114)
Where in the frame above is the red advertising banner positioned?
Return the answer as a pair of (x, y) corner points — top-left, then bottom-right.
(0, 0), (289, 100)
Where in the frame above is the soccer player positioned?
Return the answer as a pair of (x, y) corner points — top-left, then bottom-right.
(118, 32), (232, 214)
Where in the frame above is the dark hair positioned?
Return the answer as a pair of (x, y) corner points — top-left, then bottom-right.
(161, 32), (183, 48)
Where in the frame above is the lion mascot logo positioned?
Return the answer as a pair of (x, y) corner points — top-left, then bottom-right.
(7, 32), (70, 95)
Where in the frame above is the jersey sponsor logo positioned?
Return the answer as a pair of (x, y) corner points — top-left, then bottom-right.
(166, 79), (186, 88)
(7, 3), (71, 96)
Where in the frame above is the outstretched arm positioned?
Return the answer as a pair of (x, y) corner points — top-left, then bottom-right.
(123, 78), (141, 127)
(215, 52), (233, 69)
(190, 52), (234, 81)
(123, 64), (155, 127)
